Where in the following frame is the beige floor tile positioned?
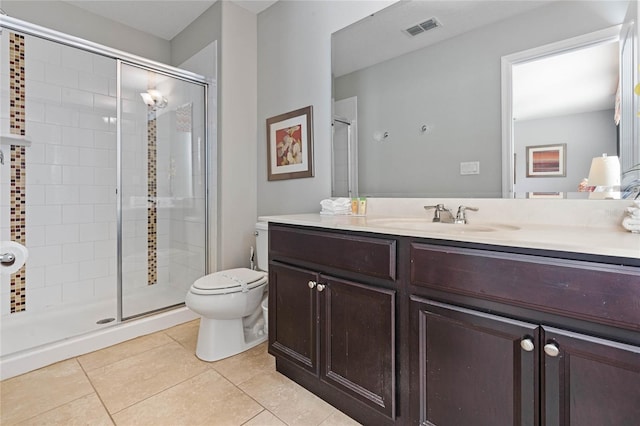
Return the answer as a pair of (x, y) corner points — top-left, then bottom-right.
(86, 341), (208, 414)
(1, 359), (94, 425)
(243, 410), (287, 426)
(164, 319), (199, 353)
(212, 342), (275, 385)
(318, 410), (361, 426)
(239, 370), (335, 426)
(112, 369), (263, 426)
(78, 332), (174, 372)
(16, 393), (114, 426)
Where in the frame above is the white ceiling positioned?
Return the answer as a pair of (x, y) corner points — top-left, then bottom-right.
(512, 41), (619, 121)
(64, 0), (278, 40)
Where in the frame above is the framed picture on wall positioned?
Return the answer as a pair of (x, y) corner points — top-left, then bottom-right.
(266, 106), (314, 181)
(526, 143), (566, 177)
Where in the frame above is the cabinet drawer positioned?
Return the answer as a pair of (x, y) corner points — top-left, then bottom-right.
(270, 225), (397, 281)
(410, 243), (640, 332)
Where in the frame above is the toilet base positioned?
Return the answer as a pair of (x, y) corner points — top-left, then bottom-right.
(195, 315), (267, 362)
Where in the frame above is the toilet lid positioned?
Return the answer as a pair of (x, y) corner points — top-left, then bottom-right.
(191, 268), (267, 295)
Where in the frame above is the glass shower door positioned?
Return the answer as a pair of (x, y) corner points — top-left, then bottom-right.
(119, 62), (207, 319)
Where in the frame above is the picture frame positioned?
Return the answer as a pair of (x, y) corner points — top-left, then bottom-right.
(266, 106), (314, 181)
(526, 143), (566, 177)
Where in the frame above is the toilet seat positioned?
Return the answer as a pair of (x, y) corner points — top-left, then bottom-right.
(191, 268), (267, 295)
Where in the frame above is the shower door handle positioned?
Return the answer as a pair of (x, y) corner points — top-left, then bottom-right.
(1, 252), (16, 265)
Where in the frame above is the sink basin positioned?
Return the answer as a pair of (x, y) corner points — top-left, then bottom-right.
(365, 218), (520, 234)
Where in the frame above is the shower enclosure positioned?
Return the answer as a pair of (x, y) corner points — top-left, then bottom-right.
(0, 17), (210, 360)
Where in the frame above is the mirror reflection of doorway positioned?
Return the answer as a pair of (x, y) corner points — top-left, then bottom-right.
(332, 96), (358, 198)
(502, 25), (632, 198)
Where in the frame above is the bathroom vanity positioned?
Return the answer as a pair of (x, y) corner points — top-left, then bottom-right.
(264, 210), (640, 425)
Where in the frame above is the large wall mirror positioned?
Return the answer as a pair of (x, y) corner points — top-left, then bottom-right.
(332, 0), (639, 199)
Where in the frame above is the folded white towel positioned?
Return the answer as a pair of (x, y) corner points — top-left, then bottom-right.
(320, 198), (352, 214)
(622, 216), (640, 232)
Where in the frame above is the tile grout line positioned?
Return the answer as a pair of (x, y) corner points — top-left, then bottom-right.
(77, 357), (118, 425)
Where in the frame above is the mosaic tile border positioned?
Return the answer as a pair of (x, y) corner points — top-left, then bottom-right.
(9, 32), (27, 313)
(147, 110), (157, 285)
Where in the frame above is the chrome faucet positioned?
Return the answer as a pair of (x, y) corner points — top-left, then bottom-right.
(424, 204), (455, 223)
(455, 205), (479, 224)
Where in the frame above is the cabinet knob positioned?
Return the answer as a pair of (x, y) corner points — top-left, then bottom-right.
(316, 283), (325, 292)
(544, 342), (560, 357)
(520, 338), (535, 352)
(308, 280), (316, 289)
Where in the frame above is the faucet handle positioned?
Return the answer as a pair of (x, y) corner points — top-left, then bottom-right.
(456, 205), (478, 224)
(424, 204), (444, 222)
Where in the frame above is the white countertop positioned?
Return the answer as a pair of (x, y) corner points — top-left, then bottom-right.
(259, 213), (640, 261)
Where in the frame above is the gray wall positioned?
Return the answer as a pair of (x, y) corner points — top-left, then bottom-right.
(514, 110), (618, 194)
(256, 1), (394, 215)
(334, 1), (631, 198)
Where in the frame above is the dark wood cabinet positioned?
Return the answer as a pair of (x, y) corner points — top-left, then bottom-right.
(410, 298), (539, 426)
(268, 223), (640, 426)
(542, 327), (640, 426)
(268, 227), (398, 423)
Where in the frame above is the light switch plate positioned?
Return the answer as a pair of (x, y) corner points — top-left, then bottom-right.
(460, 161), (480, 175)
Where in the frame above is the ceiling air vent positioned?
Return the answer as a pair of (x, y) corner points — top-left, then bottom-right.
(404, 18), (441, 37)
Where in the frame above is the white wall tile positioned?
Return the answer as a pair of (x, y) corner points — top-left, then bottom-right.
(94, 131), (116, 150)
(26, 142), (46, 165)
(46, 145), (79, 166)
(61, 46), (93, 73)
(78, 72), (109, 96)
(79, 186), (113, 204)
(63, 165), (95, 185)
(94, 239), (116, 258)
(94, 204), (116, 222)
(27, 164), (62, 185)
(46, 185), (80, 205)
(27, 122), (63, 145)
(25, 265), (45, 289)
(26, 80), (62, 104)
(79, 223), (110, 242)
(79, 258), (109, 280)
(25, 99), (46, 123)
(94, 276), (116, 299)
(26, 185), (45, 205)
(94, 167), (115, 186)
(62, 280), (95, 304)
(27, 36), (61, 65)
(62, 88), (94, 108)
(26, 205), (62, 226)
(92, 55), (116, 78)
(94, 94), (117, 111)
(24, 58), (46, 82)
(26, 225), (46, 247)
(45, 263), (80, 286)
(45, 104), (79, 127)
(62, 204), (94, 224)
(62, 126), (94, 147)
(45, 63), (79, 88)
(45, 224), (80, 245)
(28, 245), (62, 267)
(62, 242), (94, 263)
(27, 285), (62, 310)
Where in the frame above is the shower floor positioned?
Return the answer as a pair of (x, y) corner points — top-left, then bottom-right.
(1, 285), (187, 357)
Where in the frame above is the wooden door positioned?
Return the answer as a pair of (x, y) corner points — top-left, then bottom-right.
(543, 326), (640, 426)
(319, 275), (396, 419)
(268, 262), (319, 375)
(410, 297), (539, 426)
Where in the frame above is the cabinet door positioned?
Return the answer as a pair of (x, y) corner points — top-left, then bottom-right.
(319, 275), (396, 419)
(268, 262), (319, 375)
(543, 326), (640, 426)
(410, 297), (539, 426)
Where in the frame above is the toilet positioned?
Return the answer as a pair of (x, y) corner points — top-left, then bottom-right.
(185, 222), (269, 361)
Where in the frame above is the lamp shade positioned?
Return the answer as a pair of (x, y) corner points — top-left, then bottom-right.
(587, 154), (621, 186)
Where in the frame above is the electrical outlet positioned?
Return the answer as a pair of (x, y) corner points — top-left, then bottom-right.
(460, 161), (480, 175)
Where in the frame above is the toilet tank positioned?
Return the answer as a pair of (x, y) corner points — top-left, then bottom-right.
(255, 222), (269, 272)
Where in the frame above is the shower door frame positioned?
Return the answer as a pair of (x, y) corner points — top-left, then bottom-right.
(1, 15), (211, 324)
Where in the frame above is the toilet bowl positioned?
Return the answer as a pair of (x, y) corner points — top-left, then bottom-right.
(185, 222), (269, 362)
